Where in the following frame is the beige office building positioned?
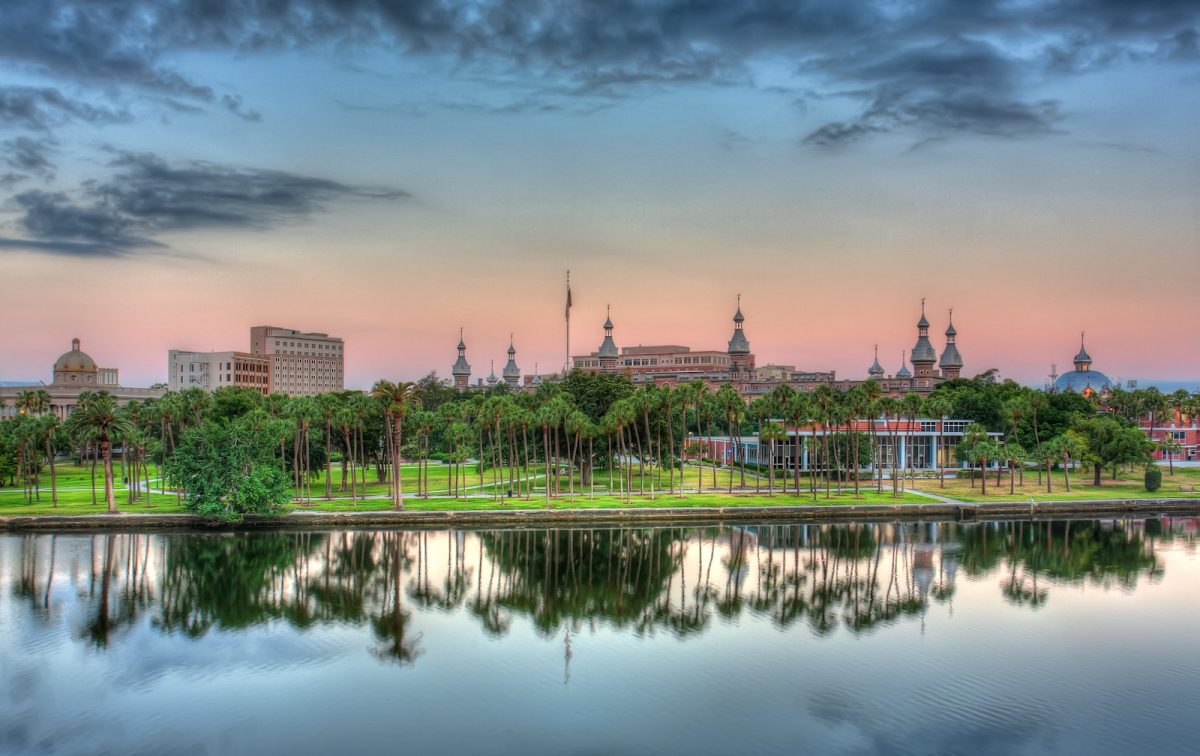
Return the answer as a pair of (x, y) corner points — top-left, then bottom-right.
(250, 325), (344, 397)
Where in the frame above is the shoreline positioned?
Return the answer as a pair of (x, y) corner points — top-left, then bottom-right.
(2, 498), (1199, 531)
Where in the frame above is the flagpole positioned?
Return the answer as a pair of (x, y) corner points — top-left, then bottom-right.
(565, 270), (571, 374)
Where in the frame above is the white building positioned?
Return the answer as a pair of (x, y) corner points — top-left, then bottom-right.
(167, 350), (270, 395)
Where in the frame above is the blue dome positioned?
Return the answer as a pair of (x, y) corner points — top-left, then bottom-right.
(1054, 370), (1112, 394)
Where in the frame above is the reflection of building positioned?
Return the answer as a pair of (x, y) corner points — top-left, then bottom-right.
(1052, 333), (1112, 396)
(168, 351), (271, 395)
(0, 338), (165, 420)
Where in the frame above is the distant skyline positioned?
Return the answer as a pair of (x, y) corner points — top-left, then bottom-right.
(2, 1), (1198, 387)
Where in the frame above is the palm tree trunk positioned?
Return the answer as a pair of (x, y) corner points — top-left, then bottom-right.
(101, 435), (117, 514)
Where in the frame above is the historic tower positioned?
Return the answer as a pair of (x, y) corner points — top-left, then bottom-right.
(727, 295), (753, 379)
(451, 328), (471, 391)
(502, 335), (521, 388)
(910, 299), (938, 389)
(939, 309), (963, 380)
(597, 305), (619, 371)
(868, 344), (885, 379)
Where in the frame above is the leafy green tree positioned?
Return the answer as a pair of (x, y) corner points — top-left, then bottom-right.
(166, 416), (292, 521)
(1074, 415), (1155, 486)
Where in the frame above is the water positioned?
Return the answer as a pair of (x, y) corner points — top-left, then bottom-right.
(2, 519), (1198, 756)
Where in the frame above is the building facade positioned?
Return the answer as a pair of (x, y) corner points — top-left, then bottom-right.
(567, 299), (961, 400)
(0, 338), (165, 420)
(167, 350), (271, 395)
(698, 419), (1001, 473)
(249, 325), (345, 397)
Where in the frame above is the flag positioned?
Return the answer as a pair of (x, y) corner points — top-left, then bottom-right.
(565, 272), (572, 320)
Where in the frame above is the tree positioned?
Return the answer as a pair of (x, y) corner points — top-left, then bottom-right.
(760, 421), (787, 496)
(166, 416), (292, 521)
(1074, 416), (1154, 485)
(66, 392), (132, 514)
(372, 381), (421, 510)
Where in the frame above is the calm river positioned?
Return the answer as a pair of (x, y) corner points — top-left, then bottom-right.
(2, 519), (1198, 755)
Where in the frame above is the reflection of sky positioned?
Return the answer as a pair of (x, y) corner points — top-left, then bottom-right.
(1, 526), (1198, 755)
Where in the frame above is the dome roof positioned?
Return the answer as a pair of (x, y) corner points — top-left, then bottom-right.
(597, 336), (618, 359)
(54, 338), (97, 372)
(868, 345), (884, 376)
(727, 331), (750, 355)
(939, 344), (963, 369)
(1055, 370), (1112, 394)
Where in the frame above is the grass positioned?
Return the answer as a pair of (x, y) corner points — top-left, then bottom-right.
(919, 464), (1200, 503)
(4, 462), (1195, 517)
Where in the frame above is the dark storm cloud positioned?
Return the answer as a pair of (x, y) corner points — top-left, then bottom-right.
(802, 37), (1063, 145)
(0, 86), (131, 130)
(1, 1), (1197, 139)
(1, 137), (56, 179)
(0, 151), (406, 258)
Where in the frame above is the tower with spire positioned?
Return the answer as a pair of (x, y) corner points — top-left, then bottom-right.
(938, 308), (963, 380)
(896, 350), (913, 380)
(503, 335), (521, 387)
(451, 328), (471, 391)
(910, 299), (938, 388)
(1073, 331), (1092, 373)
(486, 360), (498, 386)
(727, 294), (753, 379)
(597, 305), (618, 371)
(868, 344), (885, 378)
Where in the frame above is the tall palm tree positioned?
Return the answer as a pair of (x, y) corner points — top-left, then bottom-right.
(901, 393), (924, 490)
(34, 414), (62, 507)
(67, 392), (132, 514)
(760, 422), (787, 496)
(371, 381), (421, 511)
(924, 395), (954, 489)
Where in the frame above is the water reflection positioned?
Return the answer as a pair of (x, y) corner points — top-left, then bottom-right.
(5, 518), (1195, 655)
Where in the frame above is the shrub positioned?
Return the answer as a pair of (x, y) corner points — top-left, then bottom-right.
(1144, 467), (1162, 493)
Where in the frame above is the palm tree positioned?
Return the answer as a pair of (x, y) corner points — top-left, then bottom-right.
(924, 395), (953, 489)
(371, 381), (421, 511)
(67, 392), (132, 514)
(901, 393), (923, 490)
(760, 422), (787, 496)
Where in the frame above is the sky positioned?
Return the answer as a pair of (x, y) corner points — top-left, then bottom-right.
(1, 1), (1198, 389)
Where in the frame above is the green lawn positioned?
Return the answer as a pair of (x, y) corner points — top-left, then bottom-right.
(4, 462), (1195, 518)
(929, 463), (1200, 503)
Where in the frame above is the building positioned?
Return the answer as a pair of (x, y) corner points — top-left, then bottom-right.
(0, 338), (165, 420)
(167, 350), (271, 395)
(571, 300), (769, 392)
(698, 418), (1002, 473)
(569, 298), (959, 400)
(249, 325), (345, 397)
(1142, 410), (1200, 463)
(451, 329), (472, 390)
(1052, 333), (1112, 396)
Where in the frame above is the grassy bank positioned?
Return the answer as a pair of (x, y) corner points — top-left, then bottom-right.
(4, 462), (1193, 517)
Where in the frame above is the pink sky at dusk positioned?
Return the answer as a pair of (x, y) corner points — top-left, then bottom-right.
(2, 2), (1198, 390)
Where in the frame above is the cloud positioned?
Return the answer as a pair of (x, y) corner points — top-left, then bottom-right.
(0, 151), (407, 258)
(1, 136), (56, 179)
(0, 1), (1197, 145)
(803, 37), (1064, 145)
(0, 86), (131, 130)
